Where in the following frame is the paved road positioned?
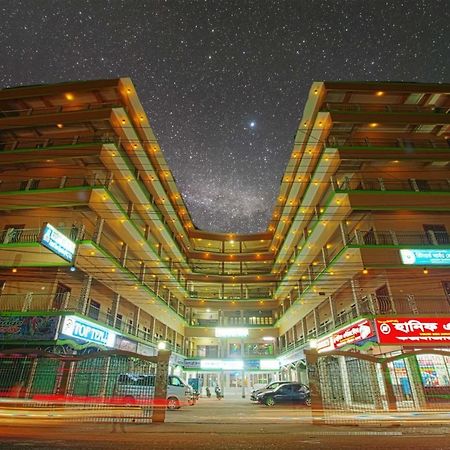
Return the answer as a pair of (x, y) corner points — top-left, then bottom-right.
(1, 395), (450, 449)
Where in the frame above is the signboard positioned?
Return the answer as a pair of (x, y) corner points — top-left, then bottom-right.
(136, 342), (157, 357)
(317, 319), (375, 353)
(40, 223), (76, 262)
(215, 327), (249, 338)
(376, 317), (450, 345)
(259, 359), (279, 371)
(0, 315), (60, 341)
(115, 335), (138, 352)
(183, 359), (201, 370)
(60, 315), (116, 347)
(400, 249), (450, 266)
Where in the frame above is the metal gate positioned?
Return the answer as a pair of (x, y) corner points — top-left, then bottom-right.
(305, 349), (450, 424)
(0, 348), (170, 423)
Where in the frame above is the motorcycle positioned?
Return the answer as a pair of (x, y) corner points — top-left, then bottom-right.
(214, 386), (223, 400)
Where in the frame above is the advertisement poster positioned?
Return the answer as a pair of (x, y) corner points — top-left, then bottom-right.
(376, 317), (450, 345)
(0, 315), (60, 341)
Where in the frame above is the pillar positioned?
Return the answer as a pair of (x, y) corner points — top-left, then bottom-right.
(78, 274), (93, 314)
(152, 349), (171, 423)
(338, 356), (353, 407)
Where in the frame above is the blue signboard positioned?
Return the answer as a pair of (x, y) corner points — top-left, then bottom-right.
(400, 249), (450, 266)
(60, 315), (116, 347)
(40, 223), (76, 262)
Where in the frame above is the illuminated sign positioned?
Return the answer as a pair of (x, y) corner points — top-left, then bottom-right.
(215, 328), (249, 338)
(259, 359), (280, 370)
(317, 319), (375, 353)
(376, 317), (450, 345)
(400, 249), (450, 266)
(61, 315), (116, 347)
(200, 359), (224, 370)
(40, 223), (76, 262)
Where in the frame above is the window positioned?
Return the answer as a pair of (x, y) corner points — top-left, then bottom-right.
(115, 313), (123, 330)
(52, 283), (71, 309)
(2, 225), (25, 244)
(423, 224), (449, 245)
(415, 179), (431, 191)
(443, 282), (450, 307)
(87, 299), (100, 320)
(169, 376), (183, 387)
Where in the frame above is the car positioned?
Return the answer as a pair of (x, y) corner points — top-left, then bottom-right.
(256, 382), (311, 407)
(114, 373), (191, 410)
(250, 381), (290, 401)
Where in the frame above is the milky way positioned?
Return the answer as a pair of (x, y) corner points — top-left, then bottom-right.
(1, 0), (449, 232)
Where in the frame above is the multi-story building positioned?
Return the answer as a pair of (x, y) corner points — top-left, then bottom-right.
(0, 79), (449, 394)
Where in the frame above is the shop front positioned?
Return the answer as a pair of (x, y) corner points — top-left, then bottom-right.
(182, 358), (280, 396)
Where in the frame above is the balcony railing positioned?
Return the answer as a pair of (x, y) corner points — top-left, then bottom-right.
(0, 135), (120, 152)
(335, 177), (450, 192)
(0, 292), (186, 356)
(326, 136), (449, 149)
(0, 176), (105, 193)
(351, 229), (450, 246)
(0, 226), (78, 245)
(0, 102), (122, 118)
(323, 102), (449, 114)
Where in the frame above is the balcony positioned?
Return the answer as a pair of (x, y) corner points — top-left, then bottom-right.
(326, 136), (449, 149)
(323, 102), (449, 114)
(0, 135), (120, 151)
(0, 292), (186, 356)
(0, 102), (122, 118)
(335, 177), (450, 193)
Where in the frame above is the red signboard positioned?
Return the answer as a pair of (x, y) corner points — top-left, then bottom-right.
(317, 319), (375, 352)
(376, 317), (450, 345)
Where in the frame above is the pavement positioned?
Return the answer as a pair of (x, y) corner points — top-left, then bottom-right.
(1, 394), (450, 449)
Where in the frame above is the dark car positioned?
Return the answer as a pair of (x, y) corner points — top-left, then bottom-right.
(256, 382), (311, 407)
(250, 381), (290, 401)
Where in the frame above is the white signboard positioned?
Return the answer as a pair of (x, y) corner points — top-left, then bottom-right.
(40, 223), (76, 262)
(215, 327), (249, 338)
(61, 315), (116, 347)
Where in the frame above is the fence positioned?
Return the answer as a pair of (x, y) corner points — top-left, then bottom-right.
(305, 349), (450, 424)
(0, 348), (170, 423)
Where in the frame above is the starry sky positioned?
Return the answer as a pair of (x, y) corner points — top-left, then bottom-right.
(1, 0), (449, 233)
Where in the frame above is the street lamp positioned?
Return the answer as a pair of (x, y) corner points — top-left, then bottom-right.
(157, 340), (168, 350)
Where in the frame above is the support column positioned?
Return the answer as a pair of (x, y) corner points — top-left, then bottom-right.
(133, 307), (141, 336)
(304, 350), (324, 424)
(78, 274), (93, 314)
(405, 356), (427, 409)
(338, 356), (353, 408)
(152, 349), (171, 423)
(111, 294), (120, 328)
(119, 243), (128, 267)
(350, 278), (361, 316)
(92, 216), (104, 245)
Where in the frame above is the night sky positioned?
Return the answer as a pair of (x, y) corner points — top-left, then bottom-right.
(1, 1), (449, 233)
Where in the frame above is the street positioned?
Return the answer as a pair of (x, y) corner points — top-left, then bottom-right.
(1, 394), (450, 449)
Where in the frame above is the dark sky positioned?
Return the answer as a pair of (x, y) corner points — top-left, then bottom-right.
(1, 0), (449, 233)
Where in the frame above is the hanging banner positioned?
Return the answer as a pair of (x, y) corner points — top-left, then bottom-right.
(0, 315), (60, 341)
(376, 317), (450, 345)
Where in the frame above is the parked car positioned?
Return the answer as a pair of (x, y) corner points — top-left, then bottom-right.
(256, 382), (311, 407)
(114, 373), (192, 410)
(250, 381), (289, 401)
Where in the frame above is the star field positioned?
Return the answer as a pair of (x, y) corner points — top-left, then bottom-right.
(1, 0), (449, 232)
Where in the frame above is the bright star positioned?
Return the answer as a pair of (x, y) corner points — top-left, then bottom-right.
(250, 121), (255, 128)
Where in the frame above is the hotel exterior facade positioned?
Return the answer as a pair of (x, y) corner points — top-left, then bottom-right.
(0, 79), (449, 395)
